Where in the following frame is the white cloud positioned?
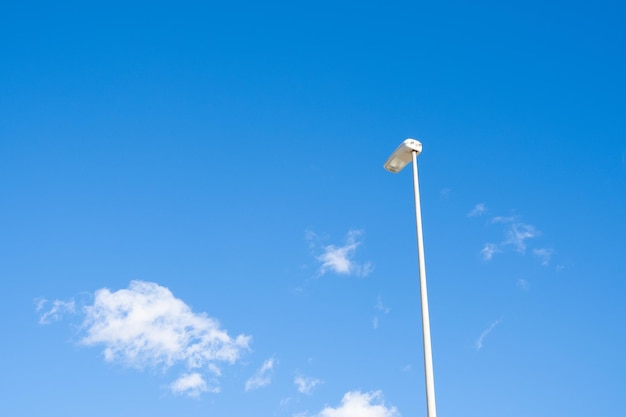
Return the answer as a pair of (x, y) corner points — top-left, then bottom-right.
(81, 281), (250, 369)
(533, 248), (553, 266)
(76, 280), (249, 396)
(245, 357), (276, 391)
(475, 319), (502, 351)
(468, 203), (487, 217)
(295, 374), (322, 395)
(309, 229), (373, 278)
(372, 316), (379, 329)
(37, 298), (76, 324)
(170, 372), (218, 397)
(439, 188), (451, 200)
(315, 391), (399, 417)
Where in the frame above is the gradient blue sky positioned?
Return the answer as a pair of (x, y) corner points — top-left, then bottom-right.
(2, 1), (625, 416)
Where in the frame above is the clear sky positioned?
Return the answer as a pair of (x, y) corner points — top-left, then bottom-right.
(1, 1), (625, 416)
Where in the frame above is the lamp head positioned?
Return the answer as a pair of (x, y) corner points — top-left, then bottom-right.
(384, 139), (422, 173)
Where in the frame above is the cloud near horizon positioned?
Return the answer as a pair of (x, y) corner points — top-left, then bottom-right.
(38, 280), (250, 397)
(315, 390), (399, 417)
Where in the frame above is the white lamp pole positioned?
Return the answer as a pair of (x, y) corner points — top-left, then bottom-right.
(384, 139), (437, 417)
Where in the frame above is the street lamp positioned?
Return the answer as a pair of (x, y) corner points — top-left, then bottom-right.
(384, 138), (437, 417)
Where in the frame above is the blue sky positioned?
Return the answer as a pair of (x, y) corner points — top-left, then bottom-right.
(1, 1), (625, 416)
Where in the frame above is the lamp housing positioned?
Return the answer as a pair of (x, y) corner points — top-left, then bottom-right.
(384, 139), (422, 173)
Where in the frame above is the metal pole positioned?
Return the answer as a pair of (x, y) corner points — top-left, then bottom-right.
(411, 151), (437, 417)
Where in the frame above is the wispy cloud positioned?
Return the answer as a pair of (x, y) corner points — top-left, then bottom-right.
(295, 374), (322, 395)
(39, 280), (250, 397)
(373, 296), (390, 329)
(491, 215), (517, 224)
(245, 357), (276, 391)
(475, 319), (502, 351)
(477, 215), (544, 262)
(375, 296), (390, 314)
(315, 390), (399, 417)
(373, 316), (380, 329)
(533, 248), (553, 266)
(307, 229), (373, 278)
(468, 203), (487, 217)
(36, 298), (76, 324)
(503, 222), (540, 253)
(517, 278), (530, 291)
(480, 243), (500, 261)
(440, 188), (451, 200)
